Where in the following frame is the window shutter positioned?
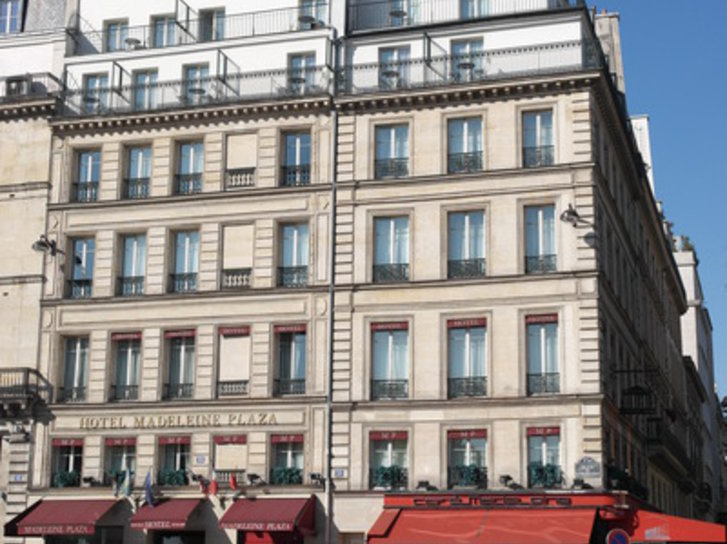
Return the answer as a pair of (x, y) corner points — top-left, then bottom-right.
(222, 224), (254, 269)
(226, 133), (257, 170)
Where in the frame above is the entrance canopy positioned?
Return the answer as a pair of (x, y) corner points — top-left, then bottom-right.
(130, 498), (202, 531)
(5, 499), (118, 536)
(219, 496), (315, 535)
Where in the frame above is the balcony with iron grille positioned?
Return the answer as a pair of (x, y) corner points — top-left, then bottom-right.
(158, 469), (189, 486)
(526, 372), (560, 395)
(123, 178), (150, 199)
(373, 263), (409, 283)
(225, 168), (256, 189)
(104, 470), (136, 487)
(109, 384), (139, 402)
(51, 471), (81, 488)
(646, 418), (693, 476)
(174, 173), (202, 195)
(0, 368), (51, 415)
(71, 181), (98, 203)
(374, 157), (408, 179)
(117, 276), (144, 296)
(448, 465), (487, 489)
(221, 268), (252, 290)
(163, 383), (194, 400)
(278, 266), (308, 288)
(57, 386), (86, 403)
(66, 279), (93, 299)
(447, 258), (486, 279)
(371, 379), (408, 400)
(369, 466), (408, 490)
(273, 378), (306, 396)
(270, 467), (303, 485)
(0, 72), (63, 105)
(217, 380), (249, 397)
(280, 165), (311, 186)
(523, 145), (555, 167)
(448, 376), (487, 398)
(525, 254), (556, 274)
(168, 273), (198, 294)
(448, 151), (483, 174)
(527, 462), (563, 488)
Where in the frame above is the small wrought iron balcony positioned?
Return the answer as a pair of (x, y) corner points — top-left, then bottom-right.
(270, 467), (303, 485)
(123, 178), (150, 199)
(448, 376), (487, 398)
(51, 470), (81, 488)
(369, 465), (408, 490)
(0, 368), (50, 408)
(217, 380), (249, 397)
(280, 165), (311, 186)
(117, 276), (144, 296)
(525, 254), (556, 274)
(447, 258), (486, 279)
(273, 378), (306, 396)
(174, 173), (202, 195)
(169, 273), (197, 294)
(523, 145), (555, 168)
(57, 386), (86, 403)
(158, 469), (189, 486)
(214, 469), (247, 488)
(526, 373), (560, 395)
(448, 151), (483, 174)
(375, 157), (408, 179)
(109, 384), (138, 402)
(225, 167), (256, 189)
(163, 383), (194, 400)
(448, 465), (487, 489)
(221, 268), (252, 289)
(278, 266), (308, 288)
(66, 279), (93, 299)
(371, 379), (408, 400)
(72, 181), (98, 203)
(373, 263), (409, 283)
(527, 462), (563, 488)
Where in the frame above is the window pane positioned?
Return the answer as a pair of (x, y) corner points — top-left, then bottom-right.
(541, 205), (555, 254)
(448, 328), (466, 378)
(470, 327), (486, 376)
(528, 436), (543, 464)
(526, 324), (542, 374)
(448, 120), (465, 154)
(372, 331), (389, 380)
(393, 217), (409, 264)
(544, 323), (558, 373)
(448, 213), (465, 260)
(545, 436), (559, 464)
(278, 334), (292, 378)
(292, 332), (306, 379)
(374, 218), (391, 265)
(391, 330), (408, 379)
(375, 127), (392, 160)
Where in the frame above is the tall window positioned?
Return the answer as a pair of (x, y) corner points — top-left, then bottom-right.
(82, 73), (109, 113)
(217, 327), (251, 397)
(460, 0), (488, 19)
(299, 0), (326, 29)
(375, 124), (409, 179)
(281, 131), (311, 186)
(448, 211), (485, 278)
(270, 435), (304, 485)
(371, 323), (408, 400)
(448, 118), (483, 173)
(448, 319), (487, 398)
(388, 0), (410, 26)
(170, 230), (199, 293)
(199, 8), (224, 41)
(373, 216), (409, 283)
(451, 39), (483, 82)
(522, 110), (554, 167)
(527, 427), (561, 488)
(524, 204), (556, 273)
(104, 20), (129, 52)
(183, 64), (209, 104)
(60, 337), (88, 403)
(165, 332), (195, 400)
(447, 430), (487, 488)
(369, 432), (407, 490)
(158, 437), (190, 486)
(119, 234), (146, 297)
(74, 150), (100, 203)
(378, 46), (410, 90)
(51, 439), (83, 488)
(111, 333), (141, 401)
(278, 223), (309, 287)
(133, 71), (158, 112)
(275, 325), (306, 396)
(105, 438), (136, 486)
(175, 141), (203, 194)
(124, 146), (151, 199)
(288, 53), (316, 95)
(0, 0), (21, 34)
(152, 15), (176, 47)
(526, 314), (559, 395)
(68, 237), (94, 299)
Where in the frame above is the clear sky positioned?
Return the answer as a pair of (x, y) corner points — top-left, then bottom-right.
(597, 1), (727, 397)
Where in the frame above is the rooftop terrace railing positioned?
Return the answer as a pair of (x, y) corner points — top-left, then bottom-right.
(0, 72), (63, 104)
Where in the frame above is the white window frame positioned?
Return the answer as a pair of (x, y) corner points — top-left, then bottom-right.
(0, 0), (21, 34)
(64, 337), (88, 390)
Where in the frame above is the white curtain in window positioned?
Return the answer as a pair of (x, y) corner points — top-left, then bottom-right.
(174, 231), (199, 274)
(63, 337), (88, 389)
(525, 205), (555, 257)
(281, 224), (309, 267)
(374, 217), (409, 265)
(115, 340), (140, 386)
(372, 330), (408, 380)
(123, 234), (146, 278)
(448, 212), (484, 261)
(169, 338), (194, 385)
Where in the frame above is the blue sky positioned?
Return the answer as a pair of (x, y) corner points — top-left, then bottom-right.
(598, 1), (727, 396)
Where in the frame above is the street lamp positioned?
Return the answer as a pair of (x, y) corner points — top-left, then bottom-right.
(31, 234), (64, 257)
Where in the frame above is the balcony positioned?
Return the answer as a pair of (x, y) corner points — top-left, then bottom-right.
(0, 72), (62, 104)
(163, 383), (194, 400)
(117, 276), (144, 296)
(225, 167), (256, 189)
(273, 378), (306, 396)
(526, 372), (560, 395)
(221, 268), (252, 290)
(174, 173), (202, 195)
(525, 254), (556, 274)
(606, 464), (649, 501)
(217, 380), (249, 397)
(158, 469), (189, 487)
(109, 384), (138, 402)
(448, 151), (483, 174)
(280, 165), (311, 186)
(270, 467), (303, 486)
(70, 3), (329, 57)
(371, 379), (408, 400)
(51, 470), (81, 488)
(123, 178), (150, 199)
(66, 279), (93, 299)
(447, 258), (486, 279)
(340, 39), (600, 96)
(448, 465), (487, 489)
(71, 181), (99, 203)
(104, 470), (135, 487)
(57, 386), (86, 403)
(169, 273), (198, 294)
(523, 145), (555, 167)
(214, 469), (247, 488)
(277, 266), (308, 288)
(646, 418), (693, 476)
(374, 157), (408, 179)
(527, 462), (563, 488)
(448, 376), (487, 398)
(373, 263), (409, 283)
(348, 0), (583, 33)
(369, 465), (408, 490)
(0, 368), (51, 414)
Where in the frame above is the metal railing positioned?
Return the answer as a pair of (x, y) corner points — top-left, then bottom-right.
(447, 258), (486, 279)
(525, 254), (556, 274)
(348, 0), (583, 32)
(71, 181), (98, 203)
(448, 151), (483, 173)
(225, 167), (256, 189)
(0, 72), (63, 103)
(66, 279), (93, 299)
(71, 3), (329, 56)
(104, 470), (136, 487)
(221, 268), (252, 289)
(375, 157), (409, 179)
(340, 39), (600, 95)
(0, 368), (51, 403)
(163, 383), (194, 400)
(57, 386), (86, 403)
(214, 469), (247, 487)
(278, 266), (308, 287)
(110, 384), (138, 401)
(217, 380), (249, 397)
(273, 378), (306, 396)
(369, 466), (408, 490)
(174, 173), (202, 195)
(169, 273), (198, 293)
(448, 465), (487, 488)
(448, 376), (487, 398)
(280, 165), (311, 186)
(158, 469), (189, 486)
(526, 372), (560, 395)
(123, 178), (150, 199)
(373, 263), (409, 283)
(646, 418), (692, 473)
(371, 379), (408, 400)
(51, 470), (81, 488)
(61, 67), (332, 117)
(117, 276), (144, 296)
(270, 467), (303, 485)
(523, 145), (555, 167)
(527, 462), (563, 488)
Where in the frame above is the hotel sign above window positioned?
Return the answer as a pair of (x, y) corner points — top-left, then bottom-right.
(68, 411), (301, 431)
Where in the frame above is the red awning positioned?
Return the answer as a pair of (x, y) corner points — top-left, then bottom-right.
(368, 508), (597, 544)
(130, 499), (202, 531)
(627, 510), (727, 543)
(5, 499), (118, 536)
(219, 496), (315, 535)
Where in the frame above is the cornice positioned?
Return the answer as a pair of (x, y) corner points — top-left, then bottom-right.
(0, 98), (56, 120)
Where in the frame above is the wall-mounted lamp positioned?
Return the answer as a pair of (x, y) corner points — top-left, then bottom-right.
(247, 473), (266, 486)
(309, 472), (326, 487)
(559, 204), (594, 228)
(31, 234), (64, 257)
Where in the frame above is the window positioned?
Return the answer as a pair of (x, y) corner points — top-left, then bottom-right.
(119, 234), (146, 296)
(281, 131), (311, 186)
(451, 39), (483, 82)
(0, 0), (21, 34)
(183, 64), (209, 104)
(522, 110), (554, 167)
(375, 124), (409, 179)
(460, 0), (489, 19)
(373, 217), (409, 282)
(164, 331), (195, 400)
(448, 211), (485, 278)
(369, 432), (407, 490)
(448, 118), (483, 173)
(111, 333), (141, 401)
(152, 15), (176, 47)
(74, 150), (100, 203)
(82, 73), (109, 114)
(278, 223), (309, 287)
(104, 438), (136, 487)
(199, 8), (224, 41)
(67, 237), (94, 299)
(526, 314), (559, 395)
(447, 430), (487, 488)
(133, 70), (158, 112)
(60, 337), (88, 403)
(51, 438), (83, 488)
(170, 230), (199, 293)
(275, 325), (306, 396)
(388, 0), (410, 26)
(288, 53), (316, 95)
(104, 20), (129, 52)
(299, 0), (326, 29)
(270, 435), (304, 485)
(158, 437), (190, 486)
(124, 146), (151, 199)
(217, 327), (250, 397)
(371, 323), (408, 400)
(221, 224), (254, 289)
(527, 427), (561, 488)
(524, 204), (556, 273)
(214, 435), (247, 486)
(175, 141), (203, 194)
(379, 46), (410, 90)
(447, 319), (487, 398)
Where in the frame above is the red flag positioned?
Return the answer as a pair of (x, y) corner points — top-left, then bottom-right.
(209, 472), (218, 496)
(229, 472), (238, 490)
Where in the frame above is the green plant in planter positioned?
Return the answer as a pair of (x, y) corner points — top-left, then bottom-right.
(52, 470), (80, 488)
(158, 469), (187, 486)
(271, 467), (303, 485)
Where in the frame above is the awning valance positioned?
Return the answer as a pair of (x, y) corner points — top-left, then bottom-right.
(219, 496), (315, 534)
(5, 499), (118, 536)
(130, 499), (202, 531)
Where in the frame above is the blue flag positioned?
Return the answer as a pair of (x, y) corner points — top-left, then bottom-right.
(144, 469), (154, 508)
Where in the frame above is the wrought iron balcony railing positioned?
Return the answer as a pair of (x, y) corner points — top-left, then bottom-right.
(448, 151), (483, 173)
(278, 266), (308, 288)
(72, 181), (99, 203)
(371, 379), (408, 400)
(225, 167), (256, 189)
(221, 268), (252, 289)
(117, 276), (144, 296)
(270, 467), (303, 485)
(448, 376), (487, 398)
(606, 464), (649, 501)
(369, 465), (408, 490)
(61, 67), (332, 117)
(448, 465), (487, 488)
(0, 72), (63, 104)
(348, 0), (584, 32)
(523, 145), (555, 167)
(66, 279), (93, 299)
(374, 157), (409, 179)
(527, 462), (563, 488)
(57, 386), (86, 403)
(273, 378), (306, 396)
(123, 178), (150, 199)
(280, 165), (311, 186)
(163, 383), (194, 400)
(0, 368), (51, 404)
(525, 254), (556, 274)
(71, 3), (329, 56)
(51, 470), (81, 488)
(217, 380), (249, 397)
(158, 469), (189, 486)
(646, 418), (693, 474)
(526, 372), (560, 395)
(373, 263), (409, 283)
(169, 273), (198, 293)
(110, 384), (138, 402)
(174, 173), (202, 195)
(447, 258), (486, 279)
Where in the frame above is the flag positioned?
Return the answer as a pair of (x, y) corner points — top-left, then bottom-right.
(199, 477), (208, 495)
(120, 468), (131, 498)
(229, 472), (238, 491)
(144, 469), (154, 508)
(208, 471), (218, 496)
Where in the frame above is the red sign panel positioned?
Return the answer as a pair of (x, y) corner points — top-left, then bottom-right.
(213, 435), (247, 445)
(525, 314), (558, 325)
(158, 435), (191, 445)
(371, 322), (409, 331)
(218, 326), (251, 337)
(105, 437), (136, 447)
(527, 426), (560, 437)
(273, 324), (306, 334)
(111, 331), (142, 341)
(447, 318), (487, 329)
(51, 438), (83, 447)
(447, 429), (487, 440)
(270, 434), (304, 444)
(223, 521), (295, 532)
(164, 329), (196, 339)
(370, 431), (408, 441)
